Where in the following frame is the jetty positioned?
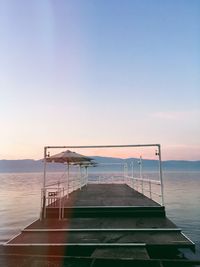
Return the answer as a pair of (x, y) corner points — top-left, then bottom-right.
(1, 144), (200, 266)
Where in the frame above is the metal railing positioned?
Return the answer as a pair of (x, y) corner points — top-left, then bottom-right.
(41, 144), (164, 219)
(40, 173), (89, 220)
(40, 172), (163, 220)
(125, 175), (162, 204)
(41, 186), (63, 219)
(87, 173), (162, 205)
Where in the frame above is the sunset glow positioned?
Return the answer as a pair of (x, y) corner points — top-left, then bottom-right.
(0, 1), (199, 161)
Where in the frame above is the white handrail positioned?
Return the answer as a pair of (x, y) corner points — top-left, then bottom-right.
(125, 176), (161, 185)
(125, 175), (162, 204)
(41, 144), (165, 219)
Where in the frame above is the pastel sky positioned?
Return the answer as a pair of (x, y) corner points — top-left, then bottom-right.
(0, 0), (200, 160)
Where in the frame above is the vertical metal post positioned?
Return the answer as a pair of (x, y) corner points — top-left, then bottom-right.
(158, 144), (164, 206)
(40, 189), (43, 220)
(43, 147), (47, 189)
(76, 166), (79, 189)
(79, 165), (82, 189)
(59, 189), (61, 220)
(85, 167), (88, 185)
(131, 161), (134, 177)
(149, 180), (152, 199)
(84, 166), (86, 185)
(123, 164), (125, 183)
(41, 147), (47, 220)
(139, 156), (144, 194)
(57, 181), (60, 193)
(72, 172), (74, 191)
(67, 163), (69, 197)
(126, 163), (128, 182)
(139, 156), (142, 179)
(123, 163), (127, 183)
(62, 187), (64, 218)
(131, 161), (134, 189)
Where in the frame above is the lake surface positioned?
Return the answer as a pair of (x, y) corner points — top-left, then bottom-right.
(0, 171), (199, 255)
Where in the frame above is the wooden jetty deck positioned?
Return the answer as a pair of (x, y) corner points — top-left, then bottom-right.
(1, 183), (200, 266)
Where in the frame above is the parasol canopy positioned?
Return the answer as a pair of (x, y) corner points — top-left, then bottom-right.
(46, 150), (94, 165)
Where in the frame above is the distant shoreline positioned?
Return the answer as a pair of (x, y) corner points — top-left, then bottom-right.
(0, 157), (200, 173)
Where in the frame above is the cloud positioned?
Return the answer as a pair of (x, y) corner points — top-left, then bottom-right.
(151, 110), (200, 120)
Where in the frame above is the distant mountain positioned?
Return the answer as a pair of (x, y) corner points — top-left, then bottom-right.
(0, 157), (199, 173)
(91, 157), (200, 172)
(162, 160), (200, 171)
(0, 159), (65, 173)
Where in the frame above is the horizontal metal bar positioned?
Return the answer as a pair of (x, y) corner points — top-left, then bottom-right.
(98, 163), (126, 165)
(42, 188), (63, 191)
(46, 145), (160, 149)
(46, 197), (61, 200)
(45, 183), (61, 187)
(126, 177), (161, 185)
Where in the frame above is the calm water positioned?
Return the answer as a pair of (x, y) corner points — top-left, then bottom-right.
(0, 171), (199, 254)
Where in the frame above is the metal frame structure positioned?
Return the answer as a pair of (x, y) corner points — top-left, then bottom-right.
(41, 144), (164, 219)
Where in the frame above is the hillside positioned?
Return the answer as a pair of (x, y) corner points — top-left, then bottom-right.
(0, 157), (199, 173)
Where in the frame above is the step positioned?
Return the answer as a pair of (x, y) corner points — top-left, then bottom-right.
(1, 254), (200, 267)
(46, 206), (166, 218)
(5, 229), (193, 252)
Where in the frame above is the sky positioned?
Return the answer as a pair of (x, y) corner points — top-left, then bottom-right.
(0, 0), (200, 160)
